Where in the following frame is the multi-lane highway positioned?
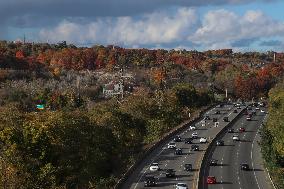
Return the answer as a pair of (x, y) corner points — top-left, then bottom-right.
(200, 106), (274, 189)
(121, 104), (244, 189)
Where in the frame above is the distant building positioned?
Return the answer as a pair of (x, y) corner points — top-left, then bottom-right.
(103, 81), (124, 98)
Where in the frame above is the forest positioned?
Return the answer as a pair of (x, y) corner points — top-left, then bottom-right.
(261, 80), (284, 188)
(0, 40), (284, 188)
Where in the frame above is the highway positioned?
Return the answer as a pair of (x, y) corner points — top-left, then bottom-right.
(200, 106), (274, 189)
(121, 104), (243, 189)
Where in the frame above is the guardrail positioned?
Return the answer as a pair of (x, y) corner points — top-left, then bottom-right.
(197, 107), (246, 189)
(114, 103), (217, 189)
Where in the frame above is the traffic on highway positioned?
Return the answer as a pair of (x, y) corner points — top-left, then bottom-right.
(200, 103), (274, 189)
(121, 103), (247, 189)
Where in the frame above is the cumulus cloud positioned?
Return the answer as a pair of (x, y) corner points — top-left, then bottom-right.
(189, 9), (284, 49)
(39, 7), (284, 50)
(40, 8), (198, 46)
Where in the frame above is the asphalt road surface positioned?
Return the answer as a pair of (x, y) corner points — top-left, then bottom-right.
(200, 106), (274, 189)
(121, 104), (244, 189)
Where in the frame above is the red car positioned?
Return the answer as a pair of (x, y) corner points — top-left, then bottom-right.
(239, 127), (245, 132)
(207, 176), (217, 184)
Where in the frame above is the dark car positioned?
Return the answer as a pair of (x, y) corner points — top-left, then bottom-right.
(175, 148), (183, 155)
(165, 169), (175, 178)
(216, 140), (224, 146)
(239, 127), (245, 132)
(204, 115), (210, 120)
(223, 117), (229, 122)
(244, 111), (248, 115)
(213, 118), (218, 122)
(191, 145), (199, 151)
(215, 110), (221, 114)
(233, 109), (238, 113)
(228, 128), (234, 133)
(247, 106), (252, 110)
(210, 159), (218, 166)
(144, 176), (157, 187)
(174, 136), (182, 142)
(240, 163), (250, 171)
(184, 164), (193, 171)
(185, 138), (193, 144)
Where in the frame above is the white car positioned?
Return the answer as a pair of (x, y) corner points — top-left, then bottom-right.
(175, 183), (188, 189)
(168, 142), (176, 149)
(189, 125), (196, 130)
(255, 107), (260, 110)
(261, 109), (265, 113)
(192, 132), (198, 139)
(200, 137), (207, 143)
(149, 163), (160, 171)
(233, 135), (240, 141)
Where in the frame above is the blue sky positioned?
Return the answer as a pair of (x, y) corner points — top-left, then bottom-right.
(1, 0), (284, 51)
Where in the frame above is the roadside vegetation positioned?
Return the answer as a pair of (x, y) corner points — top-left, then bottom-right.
(1, 40), (284, 188)
(260, 80), (284, 188)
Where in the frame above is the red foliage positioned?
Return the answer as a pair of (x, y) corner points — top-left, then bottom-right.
(16, 50), (25, 59)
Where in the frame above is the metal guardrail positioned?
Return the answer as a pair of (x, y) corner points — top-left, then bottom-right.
(114, 104), (217, 189)
(197, 107), (246, 189)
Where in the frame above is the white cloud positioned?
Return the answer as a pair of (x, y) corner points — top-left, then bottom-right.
(40, 8), (284, 50)
(189, 9), (284, 48)
(40, 8), (198, 46)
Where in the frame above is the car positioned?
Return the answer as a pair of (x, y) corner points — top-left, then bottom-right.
(237, 106), (241, 109)
(215, 110), (220, 114)
(239, 127), (245, 132)
(246, 116), (251, 121)
(216, 140), (224, 146)
(165, 169), (175, 177)
(149, 163), (160, 171)
(240, 163), (250, 171)
(223, 117), (229, 122)
(207, 176), (217, 184)
(212, 118), (218, 122)
(244, 111), (248, 115)
(191, 145), (199, 151)
(174, 135), (182, 142)
(175, 148), (183, 155)
(168, 142), (176, 149)
(228, 128), (234, 133)
(192, 132), (198, 139)
(204, 115), (210, 120)
(247, 106), (252, 110)
(210, 159), (218, 166)
(261, 109), (265, 113)
(185, 138), (193, 144)
(189, 125), (196, 130)
(233, 109), (238, 113)
(184, 164), (193, 171)
(233, 135), (240, 141)
(144, 176), (157, 187)
(175, 183), (188, 189)
(256, 107), (260, 110)
(199, 137), (207, 143)
(259, 102), (265, 107)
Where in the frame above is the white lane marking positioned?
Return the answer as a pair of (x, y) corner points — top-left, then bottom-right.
(133, 148), (165, 189)
(251, 115), (275, 189)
